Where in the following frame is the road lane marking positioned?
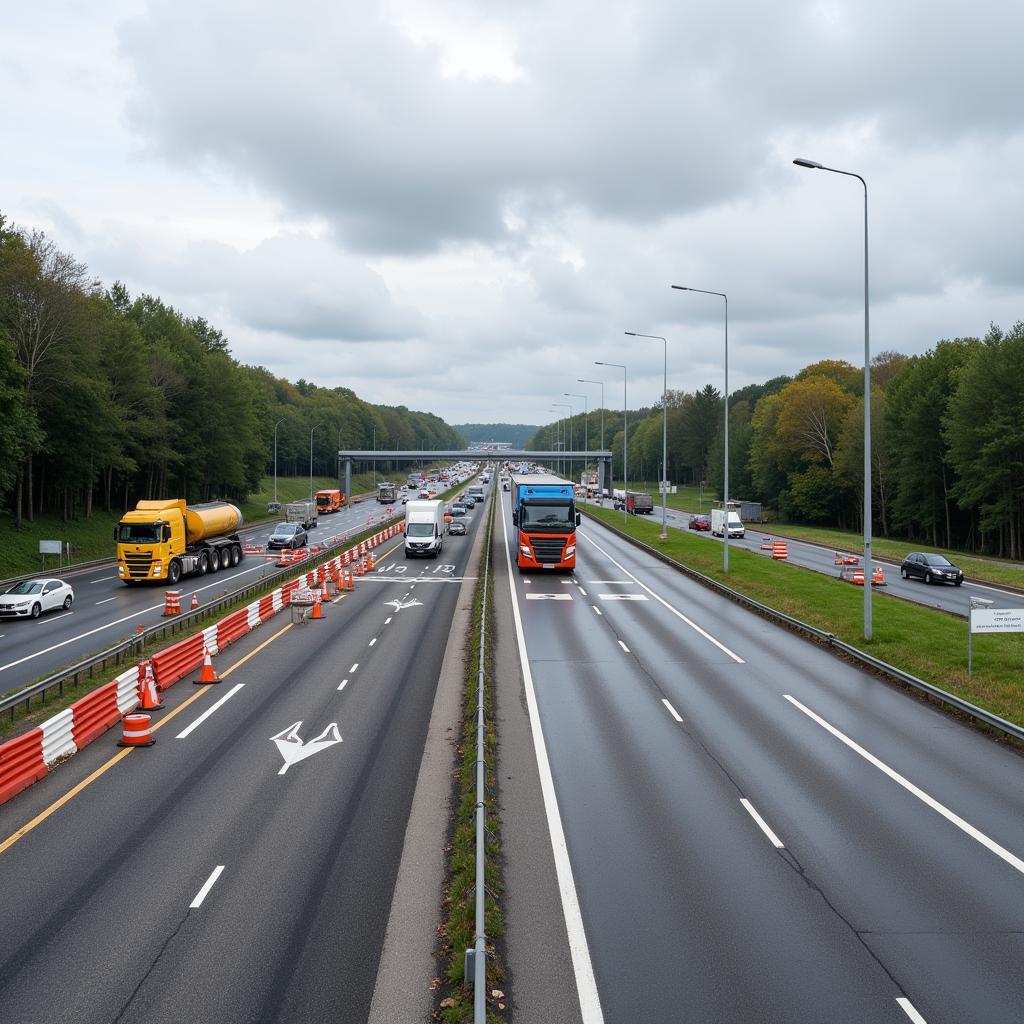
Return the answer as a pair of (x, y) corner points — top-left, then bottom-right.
(577, 587), (587, 596)
(617, 640), (630, 653)
(525, 593), (572, 601)
(0, 623), (292, 857)
(740, 798), (785, 848)
(190, 865), (225, 908)
(500, 489), (605, 1022)
(597, 593), (647, 601)
(587, 580), (633, 584)
(896, 997), (928, 1023)
(661, 699), (683, 722)
(592, 606), (602, 616)
(90, 577), (116, 584)
(176, 684), (245, 739)
(338, 679), (348, 691)
(384, 616), (392, 624)
(349, 663), (359, 673)
(369, 638), (377, 647)
(95, 597), (118, 605)
(578, 531), (744, 664)
(784, 693), (1024, 877)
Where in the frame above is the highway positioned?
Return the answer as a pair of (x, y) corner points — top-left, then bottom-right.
(0, 499), (397, 695)
(0, 495), (483, 1022)
(598, 501), (1024, 618)
(499, 496), (1024, 1023)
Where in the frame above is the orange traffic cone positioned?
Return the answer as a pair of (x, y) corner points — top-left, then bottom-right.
(344, 570), (354, 591)
(310, 591), (324, 619)
(196, 645), (221, 684)
(118, 713), (155, 747)
(137, 660), (164, 711)
(366, 551), (375, 571)
(191, 591), (200, 611)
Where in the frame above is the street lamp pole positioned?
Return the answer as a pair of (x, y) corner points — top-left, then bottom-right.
(596, 361), (627, 521)
(372, 426), (377, 487)
(672, 286), (729, 571)
(310, 422), (323, 501)
(548, 409), (561, 475)
(273, 418), (285, 504)
(578, 378), (605, 496)
(553, 403), (573, 481)
(793, 157), (872, 641)
(565, 392), (588, 485)
(625, 332), (668, 540)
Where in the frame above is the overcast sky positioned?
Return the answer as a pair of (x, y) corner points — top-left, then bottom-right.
(4, 1), (1022, 430)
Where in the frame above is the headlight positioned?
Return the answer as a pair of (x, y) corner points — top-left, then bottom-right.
(152, 566), (163, 576)
(520, 545), (532, 557)
(564, 545), (576, 556)
(118, 565), (125, 575)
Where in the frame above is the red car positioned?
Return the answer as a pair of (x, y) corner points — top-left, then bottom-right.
(688, 514), (711, 531)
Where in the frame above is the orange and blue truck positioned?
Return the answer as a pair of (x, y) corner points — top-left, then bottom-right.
(509, 473), (580, 572)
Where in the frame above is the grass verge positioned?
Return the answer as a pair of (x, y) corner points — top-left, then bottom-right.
(584, 505), (1024, 732)
(435, 493), (507, 1022)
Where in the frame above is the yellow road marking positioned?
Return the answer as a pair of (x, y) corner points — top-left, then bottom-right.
(0, 622), (292, 857)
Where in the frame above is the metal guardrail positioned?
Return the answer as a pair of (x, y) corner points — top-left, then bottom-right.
(0, 522), (395, 725)
(581, 507), (1024, 745)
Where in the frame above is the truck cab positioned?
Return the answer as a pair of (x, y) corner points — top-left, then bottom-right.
(509, 474), (580, 571)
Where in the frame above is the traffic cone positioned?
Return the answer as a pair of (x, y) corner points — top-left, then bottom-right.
(366, 551), (375, 571)
(196, 645), (221, 684)
(344, 570), (354, 591)
(137, 660), (164, 711)
(190, 591), (199, 611)
(310, 591), (323, 619)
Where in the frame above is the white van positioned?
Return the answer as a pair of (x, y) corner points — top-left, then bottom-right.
(404, 500), (446, 558)
(711, 507), (745, 539)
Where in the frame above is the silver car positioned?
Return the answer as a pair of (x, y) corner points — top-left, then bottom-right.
(0, 578), (75, 619)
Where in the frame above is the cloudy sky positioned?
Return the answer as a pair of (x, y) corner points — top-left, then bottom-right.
(4, 1), (1022, 429)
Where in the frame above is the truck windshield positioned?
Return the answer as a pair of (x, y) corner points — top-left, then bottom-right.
(117, 523), (160, 544)
(520, 502), (575, 532)
(407, 523), (435, 538)
(316, 496), (330, 506)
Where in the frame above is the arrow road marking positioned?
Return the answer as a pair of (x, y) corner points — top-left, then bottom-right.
(525, 593), (572, 600)
(597, 593), (648, 601)
(271, 722), (343, 775)
(385, 597), (424, 612)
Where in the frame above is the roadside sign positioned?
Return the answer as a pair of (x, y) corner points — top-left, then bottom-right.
(971, 608), (1024, 633)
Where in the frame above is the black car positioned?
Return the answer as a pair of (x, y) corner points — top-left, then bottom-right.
(448, 519), (467, 536)
(268, 522), (308, 549)
(900, 552), (963, 586)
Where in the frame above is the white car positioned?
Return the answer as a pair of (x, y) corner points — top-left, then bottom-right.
(0, 578), (75, 619)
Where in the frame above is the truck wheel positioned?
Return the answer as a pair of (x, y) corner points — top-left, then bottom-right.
(208, 548), (221, 573)
(198, 552), (209, 575)
(231, 544), (242, 566)
(168, 560), (182, 585)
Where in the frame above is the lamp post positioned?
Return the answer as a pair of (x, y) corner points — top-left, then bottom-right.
(578, 378), (605, 497)
(273, 418), (285, 504)
(548, 409), (562, 475)
(372, 425), (377, 486)
(793, 156), (872, 641)
(553, 403), (572, 481)
(672, 286), (729, 571)
(596, 361), (627, 522)
(565, 392), (588, 486)
(625, 332), (668, 540)
(309, 422), (323, 501)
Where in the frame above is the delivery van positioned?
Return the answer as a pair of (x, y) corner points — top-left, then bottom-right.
(404, 499), (446, 558)
(711, 507), (745, 539)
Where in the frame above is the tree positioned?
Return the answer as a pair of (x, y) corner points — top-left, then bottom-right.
(775, 375), (854, 469)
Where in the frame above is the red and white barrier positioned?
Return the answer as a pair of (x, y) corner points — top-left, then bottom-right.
(40, 708), (77, 767)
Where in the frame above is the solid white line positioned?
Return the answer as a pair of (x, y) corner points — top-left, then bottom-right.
(189, 865), (225, 908)
(176, 684), (245, 739)
(592, 606), (602, 616)
(784, 694), (1024, 876)
(740, 798), (785, 848)
(577, 587), (587, 596)
(338, 679), (348, 691)
(578, 531), (744, 664)
(896, 997), (928, 1023)
(500, 494), (605, 1022)
(661, 698), (683, 723)
(89, 576), (116, 584)
(349, 663), (359, 673)
(95, 597), (118, 605)
(384, 616), (392, 624)
(369, 638), (377, 647)
(617, 640), (630, 653)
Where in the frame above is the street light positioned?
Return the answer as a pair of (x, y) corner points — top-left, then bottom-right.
(793, 156), (872, 640)
(672, 286), (729, 571)
(273, 418), (285, 504)
(553, 403), (572, 481)
(578, 377), (605, 497)
(309, 422), (323, 501)
(547, 409), (562, 475)
(565, 392), (588, 486)
(625, 332), (668, 540)
(595, 361), (627, 522)
(372, 425), (377, 486)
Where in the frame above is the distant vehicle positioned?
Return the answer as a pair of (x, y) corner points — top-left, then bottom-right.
(711, 507), (745, 539)
(268, 522), (308, 549)
(405, 499), (446, 559)
(468, 484), (485, 500)
(266, 501), (282, 515)
(689, 514), (711, 531)
(448, 519), (467, 536)
(900, 552), (963, 586)
(736, 500), (764, 523)
(418, 488), (431, 499)
(378, 482), (397, 504)
(116, 499), (243, 585)
(315, 488), (346, 513)
(0, 578), (74, 619)
(626, 492), (654, 515)
(449, 505), (467, 517)
(285, 500), (318, 530)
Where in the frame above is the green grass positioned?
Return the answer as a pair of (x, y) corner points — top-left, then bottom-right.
(584, 505), (1024, 731)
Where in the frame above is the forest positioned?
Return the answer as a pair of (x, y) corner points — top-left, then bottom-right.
(528, 329), (1024, 559)
(0, 217), (462, 529)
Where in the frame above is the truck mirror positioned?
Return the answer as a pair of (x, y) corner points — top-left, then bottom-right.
(113, 526), (118, 541)
(512, 510), (518, 526)
(162, 525), (171, 542)
(576, 511), (581, 526)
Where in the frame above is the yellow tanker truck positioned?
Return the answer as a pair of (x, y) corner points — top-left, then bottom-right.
(115, 499), (244, 585)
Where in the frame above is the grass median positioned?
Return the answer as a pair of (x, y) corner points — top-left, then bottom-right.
(584, 504), (1024, 732)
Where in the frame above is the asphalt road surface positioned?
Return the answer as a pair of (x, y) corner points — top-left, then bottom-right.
(0, 498), (485, 1023)
(0, 500), (403, 695)
(501, 496), (1024, 1023)
(598, 501), (1024, 618)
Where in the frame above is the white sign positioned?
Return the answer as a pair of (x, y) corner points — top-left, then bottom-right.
(39, 540), (62, 554)
(971, 608), (1024, 634)
(271, 722), (343, 775)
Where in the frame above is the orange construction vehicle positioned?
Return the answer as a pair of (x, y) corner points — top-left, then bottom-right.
(315, 488), (346, 513)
